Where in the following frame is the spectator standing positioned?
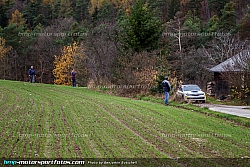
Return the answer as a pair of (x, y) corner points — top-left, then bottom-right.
(71, 69), (76, 87)
(162, 76), (171, 105)
(28, 66), (36, 83)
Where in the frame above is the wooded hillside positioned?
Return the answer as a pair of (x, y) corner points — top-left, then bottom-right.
(0, 0), (250, 96)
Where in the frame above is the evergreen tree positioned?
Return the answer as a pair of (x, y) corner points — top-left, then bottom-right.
(182, 10), (202, 33)
(146, 0), (165, 19)
(0, 23), (25, 49)
(40, 1), (53, 26)
(186, 0), (203, 16)
(168, 0), (180, 20)
(208, 0), (229, 16)
(239, 5), (250, 40)
(205, 14), (219, 33)
(91, 6), (99, 24)
(117, 0), (163, 53)
(52, 0), (61, 19)
(96, 2), (116, 23)
(23, 0), (42, 29)
(219, 2), (236, 33)
(75, 0), (90, 22)
(0, 0), (14, 28)
(58, 0), (73, 18)
(34, 14), (47, 26)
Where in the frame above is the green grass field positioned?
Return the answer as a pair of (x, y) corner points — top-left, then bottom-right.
(0, 80), (250, 166)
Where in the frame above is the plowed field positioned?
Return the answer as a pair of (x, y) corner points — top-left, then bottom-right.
(0, 80), (249, 166)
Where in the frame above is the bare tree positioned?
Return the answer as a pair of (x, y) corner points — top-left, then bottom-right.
(182, 47), (213, 88)
(202, 35), (249, 67)
(84, 23), (118, 87)
(29, 17), (76, 83)
(164, 11), (185, 53)
(31, 35), (60, 83)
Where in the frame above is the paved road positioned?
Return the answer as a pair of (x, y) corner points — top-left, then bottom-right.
(197, 104), (250, 119)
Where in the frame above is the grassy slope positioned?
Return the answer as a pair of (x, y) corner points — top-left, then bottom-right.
(0, 80), (250, 166)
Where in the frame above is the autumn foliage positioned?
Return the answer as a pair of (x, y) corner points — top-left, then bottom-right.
(8, 9), (26, 26)
(0, 37), (12, 59)
(89, 0), (133, 14)
(53, 42), (84, 86)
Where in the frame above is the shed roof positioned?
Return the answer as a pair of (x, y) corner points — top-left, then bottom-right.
(209, 50), (250, 72)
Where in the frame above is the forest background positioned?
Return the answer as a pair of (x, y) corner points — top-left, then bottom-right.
(1, 0), (250, 97)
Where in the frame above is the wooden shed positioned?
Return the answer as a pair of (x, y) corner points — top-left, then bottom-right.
(209, 50), (250, 98)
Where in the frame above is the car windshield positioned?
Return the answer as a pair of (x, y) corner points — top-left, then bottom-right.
(183, 85), (201, 91)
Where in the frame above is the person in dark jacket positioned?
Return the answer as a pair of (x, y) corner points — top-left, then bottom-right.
(162, 76), (171, 105)
(28, 66), (36, 83)
(71, 69), (76, 87)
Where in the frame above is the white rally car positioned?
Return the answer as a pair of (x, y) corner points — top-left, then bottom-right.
(176, 84), (206, 103)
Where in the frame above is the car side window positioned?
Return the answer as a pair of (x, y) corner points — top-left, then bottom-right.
(179, 87), (183, 92)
